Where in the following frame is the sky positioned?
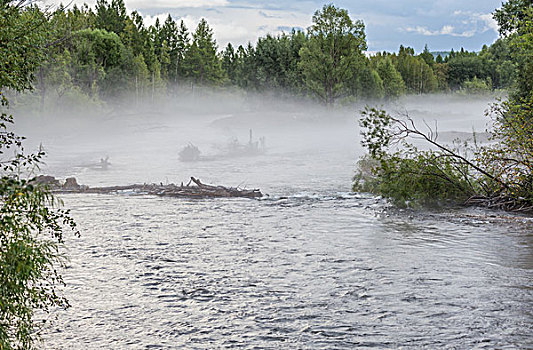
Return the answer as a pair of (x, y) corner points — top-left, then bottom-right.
(42, 0), (504, 53)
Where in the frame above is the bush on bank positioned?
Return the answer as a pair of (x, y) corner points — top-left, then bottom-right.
(354, 102), (533, 212)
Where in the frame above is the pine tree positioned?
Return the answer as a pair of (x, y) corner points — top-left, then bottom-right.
(94, 0), (127, 35)
(182, 19), (224, 86)
(419, 44), (434, 66)
(160, 15), (179, 82)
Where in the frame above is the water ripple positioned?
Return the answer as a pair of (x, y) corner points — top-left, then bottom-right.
(37, 194), (533, 349)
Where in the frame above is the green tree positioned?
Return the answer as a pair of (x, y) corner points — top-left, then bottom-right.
(299, 4), (367, 105)
(222, 43), (237, 84)
(508, 7), (533, 98)
(396, 46), (437, 94)
(175, 20), (190, 79)
(149, 18), (162, 59)
(35, 49), (75, 111)
(70, 28), (126, 97)
(376, 57), (405, 99)
(461, 76), (492, 94)
(493, 0), (532, 35)
(446, 53), (485, 89)
(66, 4), (95, 31)
(433, 62), (450, 91)
(94, 0), (127, 35)
(476, 38), (516, 89)
(130, 54), (150, 102)
(0, 1), (77, 348)
(253, 33), (305, 94)
(419, 44), (434, 67)
(160, 15), (179, 83)
(0, 3), (46, 92)
(121, 12), (148, 57)
(355, 64), (384, 100)
(233, 43), (259, 90)
(182, 19), (224, 86)
(286, 29), (307, 93)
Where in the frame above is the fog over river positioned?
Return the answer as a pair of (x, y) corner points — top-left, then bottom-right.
(15, 94), (532, 348)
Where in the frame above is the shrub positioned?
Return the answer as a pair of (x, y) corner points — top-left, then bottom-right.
(355, 105), (533, 212)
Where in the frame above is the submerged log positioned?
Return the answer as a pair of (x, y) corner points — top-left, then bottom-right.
(49, 176), (262, 199)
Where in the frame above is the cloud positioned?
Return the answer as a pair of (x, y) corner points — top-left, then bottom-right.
(156, 7), (310, 48)
(127, 0), (229, 9)
(142, 13), (170, 27)
(364, 50), (380, 57)
(404, 25), (476, 37)
(440, 25), (454, 35)
(452, 10), (499, 34)
(150, 13), (250, 48)
(478, 13), (499, 33)
(259, 10), (281, 18)
(36, 0), (229, 10)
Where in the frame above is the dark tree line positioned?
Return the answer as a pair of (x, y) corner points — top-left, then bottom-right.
(8, 1), (523, 110)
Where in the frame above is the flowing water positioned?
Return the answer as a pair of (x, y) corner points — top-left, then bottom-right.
(17, 96), (532, 348)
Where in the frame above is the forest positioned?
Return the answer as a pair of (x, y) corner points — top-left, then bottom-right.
(4, 0), (522, 110)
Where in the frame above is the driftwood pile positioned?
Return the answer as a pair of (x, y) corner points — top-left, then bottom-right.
(32, 176), (262, 199)
(465, 195), (533, 213)
(178, 130), (267, 162)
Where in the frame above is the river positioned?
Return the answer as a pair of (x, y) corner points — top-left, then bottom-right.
(16, 95), (532, 348)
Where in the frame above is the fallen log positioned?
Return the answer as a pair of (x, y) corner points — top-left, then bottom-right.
(33, 176), (262, 199)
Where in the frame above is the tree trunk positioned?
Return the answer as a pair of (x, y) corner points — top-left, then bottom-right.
(39, 67), (46, 113)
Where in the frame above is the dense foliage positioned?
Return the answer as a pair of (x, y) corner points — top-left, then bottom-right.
(5, 1), (522, 109)
(298, 4), (366, 105)
(355, 107), (488, 207)
(355, 0), (533, 212)
(1, 1), (78, 348)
